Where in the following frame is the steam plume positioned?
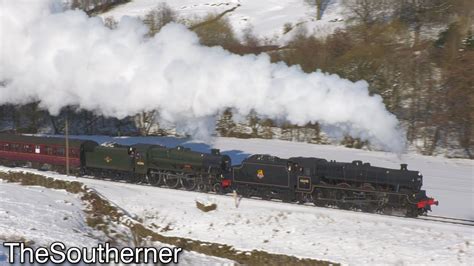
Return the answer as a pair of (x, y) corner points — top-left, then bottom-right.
(0, 0), (406, 152)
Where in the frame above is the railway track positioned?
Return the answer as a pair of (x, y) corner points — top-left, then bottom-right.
(79, 174), (474, 227)
(3, 166), (473, 227)
(416, 215), (474, 227)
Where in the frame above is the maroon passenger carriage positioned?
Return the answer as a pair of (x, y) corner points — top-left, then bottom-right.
(0, 134), (97, 173)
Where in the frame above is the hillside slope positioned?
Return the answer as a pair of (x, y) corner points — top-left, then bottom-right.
(101, 0), (347, 43)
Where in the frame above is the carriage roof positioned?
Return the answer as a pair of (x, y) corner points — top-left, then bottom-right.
(0, 133), (97, 148)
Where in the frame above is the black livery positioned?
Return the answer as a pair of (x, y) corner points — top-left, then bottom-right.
(228, 155), (438, 216)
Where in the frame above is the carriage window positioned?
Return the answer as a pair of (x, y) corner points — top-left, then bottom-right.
(12, 144), (20, 151)
(45, 147), (53, 155)
(55, 147), (65, 156)
(23, 145), (31, 153)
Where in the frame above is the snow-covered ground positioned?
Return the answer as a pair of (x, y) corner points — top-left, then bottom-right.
(0, 180), (104, 265)
(101, 0), (347, 43)
(0, 177), (236, 265)
(1, 136), (473, 264)
(1, 167), (472, 265)
(0, 181), (102, 248)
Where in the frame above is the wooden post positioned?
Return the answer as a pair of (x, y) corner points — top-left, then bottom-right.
(233, 190), (241, 208)
(65, 114), (70, 176)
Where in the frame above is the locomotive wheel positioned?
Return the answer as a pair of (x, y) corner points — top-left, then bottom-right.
(126, 173), (140, 183)
(359, 183), (376, 212)
(181, 176), (197, 191)
(212, 183), (223, 194)
(148, 172), (163, 186)
(297, 192), (312, 204)
(296, 193), (304, 204)
(406, 205), (421, 217)
(235, 186), (249, 197)
(197, 183), (209, 192)
(79, 168), (87, 177)
(261, 192), (271, 201)
(335, 183), (352, 210)
(134, 174), (147, 184)
(125, 175), (135, 183)
(312, 189), (326, 207)
(164, 174), (181, 189)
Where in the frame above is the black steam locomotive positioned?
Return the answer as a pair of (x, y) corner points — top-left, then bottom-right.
(227, 155), (438, 217)
(0, 133), (437, 217)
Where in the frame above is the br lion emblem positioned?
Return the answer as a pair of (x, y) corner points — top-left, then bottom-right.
(257, 169), (264, 179)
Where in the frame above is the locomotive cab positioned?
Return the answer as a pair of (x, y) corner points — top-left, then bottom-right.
(221, 154), (232, 172)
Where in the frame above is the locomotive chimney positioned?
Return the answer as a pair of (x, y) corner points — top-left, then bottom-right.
(401, 164), (408, 170)
(211, 149), (220, 155)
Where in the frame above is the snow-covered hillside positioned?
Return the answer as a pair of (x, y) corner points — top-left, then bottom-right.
(101, 0), (347, 43)
(0, 181), (103, 247)
(0, 180), (106, 264)
(57, 180), (474, 265)
(1, 165), (472, 265)
(0, 178), (238, 264)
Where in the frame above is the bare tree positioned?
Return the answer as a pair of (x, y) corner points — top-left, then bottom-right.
(393, 0), (454, 44)
(71, 0), (81, 9)
(305, 0), (331, 20)
(143, 3), (177, 37)
(343, 0), (390, 27)
(135, 111), (157, 136)
(103, 16), (118, 29)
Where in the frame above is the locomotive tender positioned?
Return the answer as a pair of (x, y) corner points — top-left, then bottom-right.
(0, 133), (437, 217)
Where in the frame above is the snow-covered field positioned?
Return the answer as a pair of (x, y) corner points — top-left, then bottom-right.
(1, 136), (473, 264)
(0, 180), (103, 264)
(68, 181), (474, 265)
(0, 177), (236, 265)
(0, 181), (101, 247)
(101, 0), (347, 43)
(1, 167), (472, 265)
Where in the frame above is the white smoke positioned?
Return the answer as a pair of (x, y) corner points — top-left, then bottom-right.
(0, 0), (406, 153)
